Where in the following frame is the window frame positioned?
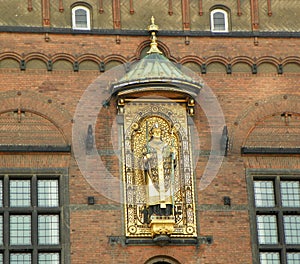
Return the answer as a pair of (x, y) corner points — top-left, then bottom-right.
(210, 8), (229, 33)
(247, 170), (300, 264)
(71, 5), (91, 30)
(0, 170), (69, 263)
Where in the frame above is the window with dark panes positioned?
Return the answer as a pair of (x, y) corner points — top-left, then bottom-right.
(0, 173), (67, 263)
(210, 9), (228, 33)
(72, 6), (91, 30)
(213, 12), (225, 30)
(75, 9), (87, 28)
(249, 174), (300, 264)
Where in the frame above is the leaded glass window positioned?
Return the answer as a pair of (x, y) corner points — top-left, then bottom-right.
(9, 180), (31, 207)
(38, 215), (60, 245)
(254, 181), (275, 207)
(281, 181), (300, 207)
(0, 173), (67, 262)
(10, 215), (31, 245)
(250, 175), (300, 263)
(257, 215), (278, 244)
(283, 215), (300, 244)
(260, 252), (280, 264)
(38, 180), (59, 207)
(10, 253), (31, 263)
(287, 252), (300, 263)
(38, 252), (60, 264)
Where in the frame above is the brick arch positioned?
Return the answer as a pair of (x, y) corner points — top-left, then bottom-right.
(230, 94), (300, 153)
(256, 56), (281, 73)
(51, 53), (76, 64)
(204, 56), (228, 73)
(25, 53), (49, 70)
(26, 59), (48, 70)
(103, 55), (127, 72)
(182, 61), (201, 72)
(70, 1), (92, 10)
(180, 57), (203, 73)
(0, 52), (22, 61)
(230, 56), (253, 67)
(134, 40), (175, 62)
(77, 54), (101, 64)
(180, 55), (203, 65)
(256, 56), (281, 67)
(281, 56), (300, 73)
(243, 111), (300, 148)
(77, 54), (101, 71)
(0, 90), (72, 145)
(210, 4), (230, 13)
(0, 52), (21, 69)
(24, 52), (50, 64)
(144, 255), (181, 264)
(205, 55), (229, 66)
(103, 54), (127, 64)
(281, 56), (300, 66)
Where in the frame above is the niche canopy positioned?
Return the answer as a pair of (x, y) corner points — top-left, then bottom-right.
(110, 16), (202, 98)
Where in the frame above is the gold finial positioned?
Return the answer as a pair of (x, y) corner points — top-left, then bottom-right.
(148, 16), (159, 31)
(147, 16), (162, 54)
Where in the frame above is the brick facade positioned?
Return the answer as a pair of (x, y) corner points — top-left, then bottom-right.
(0, 1), (300, 263)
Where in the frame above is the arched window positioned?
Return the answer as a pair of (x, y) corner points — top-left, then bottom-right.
(210, 9), (228, 33)
(145, 256), (181, 264)
(72, 5), (91, 30)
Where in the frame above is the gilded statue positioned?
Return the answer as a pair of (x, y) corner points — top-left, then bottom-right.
(143, 123), (176, 219)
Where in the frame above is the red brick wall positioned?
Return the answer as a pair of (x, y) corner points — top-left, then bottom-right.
(0, 31), (299, 263)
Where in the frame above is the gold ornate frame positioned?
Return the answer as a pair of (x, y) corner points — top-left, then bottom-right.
(119, 97), (197, 238)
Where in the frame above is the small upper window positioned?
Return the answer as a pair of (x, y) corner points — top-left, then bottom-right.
(210, 9), (228, 33)
(72, 6), (91, 30)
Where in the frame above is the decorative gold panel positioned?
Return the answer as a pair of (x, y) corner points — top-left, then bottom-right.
(121, 98), (197, 238)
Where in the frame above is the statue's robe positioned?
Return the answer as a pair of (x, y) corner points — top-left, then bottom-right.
(144, 138), (174, 215)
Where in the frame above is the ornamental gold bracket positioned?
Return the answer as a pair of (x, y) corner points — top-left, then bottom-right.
(187, 97), (195, 116)
(117, 97), (196, 116)
(117, 98), (125, 114)
(150, 215), (176, 237)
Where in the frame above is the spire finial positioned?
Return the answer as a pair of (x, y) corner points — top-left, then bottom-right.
(148, 16), (158, 31)
(147, 16), (162, 54)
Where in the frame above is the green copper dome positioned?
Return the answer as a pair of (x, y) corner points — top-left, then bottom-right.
(110, 52), (202, 97)
(110, 17), (202, 97)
